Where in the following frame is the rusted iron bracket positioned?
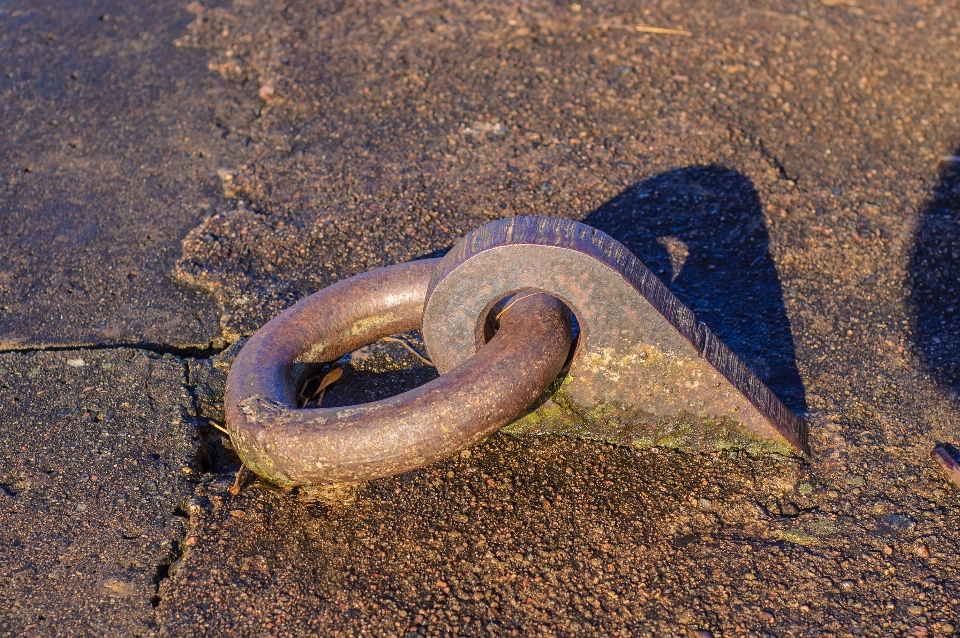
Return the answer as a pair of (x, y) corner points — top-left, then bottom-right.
(225, 215), (808, 487)
(423, 216), (808, 457)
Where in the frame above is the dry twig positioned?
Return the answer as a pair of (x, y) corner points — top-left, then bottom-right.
(495, 292), (544, 322)
(206, 419), (231, 436)
(229, 464), (245, 496)
(587, 23), (692, 36)
(381, 336), (434, 366)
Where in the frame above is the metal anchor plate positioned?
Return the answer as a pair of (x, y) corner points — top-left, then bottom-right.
(423, 216), (809, 456)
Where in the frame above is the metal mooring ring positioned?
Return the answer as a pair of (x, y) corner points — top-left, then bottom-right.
(224, 259), (573, 486)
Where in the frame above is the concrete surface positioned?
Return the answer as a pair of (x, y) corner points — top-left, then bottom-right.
(2, 0), (960, 636)
(0, 1), (228, 350)
(0, 349), (196, 637)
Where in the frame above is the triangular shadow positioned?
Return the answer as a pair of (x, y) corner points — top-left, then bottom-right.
(583, 165), (808, 415)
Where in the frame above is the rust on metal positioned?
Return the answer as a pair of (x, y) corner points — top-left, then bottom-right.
(224, 259), (572, 486)
(931, 443), (960, 489)
(422, 216), (809, 456)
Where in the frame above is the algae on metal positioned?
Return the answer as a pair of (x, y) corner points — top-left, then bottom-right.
(329, 338), (801, 457)
(226, 333), (799, 478)
(503, 375), (800, 457)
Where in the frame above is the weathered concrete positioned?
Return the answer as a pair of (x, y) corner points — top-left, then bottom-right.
(158, 434), (959, 637)
(0, 350), (196, 637)
(3, 0), (960, 635)
(0, 1), (228, 350)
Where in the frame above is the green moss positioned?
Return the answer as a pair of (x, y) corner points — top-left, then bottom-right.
(503, 375), (799, 457)
(781, 528), (818, 545)
(810, 516), (838, 535)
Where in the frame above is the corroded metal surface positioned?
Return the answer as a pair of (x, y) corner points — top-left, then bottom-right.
(931, 443), (960, 489)
(225, 259), (572, 486)
(423, 216), (809, 456)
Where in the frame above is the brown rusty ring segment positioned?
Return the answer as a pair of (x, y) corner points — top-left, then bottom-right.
(224, 259), (573, 487)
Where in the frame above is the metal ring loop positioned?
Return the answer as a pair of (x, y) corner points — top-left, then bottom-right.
(225, 259), (572, 486)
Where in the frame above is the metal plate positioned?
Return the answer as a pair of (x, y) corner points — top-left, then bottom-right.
(422, 216), (809, 456)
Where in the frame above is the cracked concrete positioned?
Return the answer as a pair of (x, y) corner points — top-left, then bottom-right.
(3, 0), (960, 635)
(0, 349), (197, 637)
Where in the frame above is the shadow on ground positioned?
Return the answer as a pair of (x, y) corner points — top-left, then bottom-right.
(909, 149), (960, 395)
(583, 165), (807, 415)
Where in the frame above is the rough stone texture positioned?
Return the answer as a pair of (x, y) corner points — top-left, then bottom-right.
(163, 0), (960, 479)
(158, 434), (959, 637)
(0, 350), (197, 637)
(152, 0), (960, 634)
(3, 0), (960, 635)
(0, 0), (228, 350)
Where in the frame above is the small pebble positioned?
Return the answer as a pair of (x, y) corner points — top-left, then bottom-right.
(882, 513), (916, 536)
(66, 358), (85, 367)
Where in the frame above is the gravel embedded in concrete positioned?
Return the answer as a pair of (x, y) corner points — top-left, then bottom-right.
(0, 350), (197, 637)
(157, 433), (959, 637)
(3, 0), (960, 635)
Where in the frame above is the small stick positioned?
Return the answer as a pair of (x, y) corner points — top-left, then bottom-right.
(635, 25), (692, 36)
(495, 292), (544, 322)
(206, 419), (231, 436)
(381, 336), (434, 366)
(931, 444), (960, 489)
(297, 373), (322, 408)
(587, 23), (691, 36)
(229, 464), (246, 496)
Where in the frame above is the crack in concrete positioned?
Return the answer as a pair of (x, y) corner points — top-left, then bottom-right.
(756, 137), (797, 183)
(150, 499), (193, 611)
(719, 120), (799, 185)
(0, 341), (230, 358)
(152, 353), (237, 619)
(0, 344), (236, 621)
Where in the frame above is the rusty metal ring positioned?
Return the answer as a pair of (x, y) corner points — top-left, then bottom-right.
(224, 259), (573, 486)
